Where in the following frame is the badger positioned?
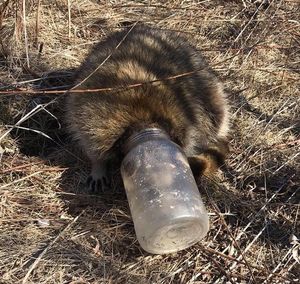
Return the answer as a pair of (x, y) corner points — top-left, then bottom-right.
(66, 24), (230, 191)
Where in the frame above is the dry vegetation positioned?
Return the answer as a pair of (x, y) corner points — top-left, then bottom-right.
(0, 0), (299, 283)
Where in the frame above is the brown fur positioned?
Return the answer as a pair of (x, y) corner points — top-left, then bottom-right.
(66, 24), (230, 190)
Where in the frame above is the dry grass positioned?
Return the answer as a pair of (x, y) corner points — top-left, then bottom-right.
(0, 0), (299, 283)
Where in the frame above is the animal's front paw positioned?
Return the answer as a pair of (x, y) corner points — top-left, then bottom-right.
(86, 175), (111, 192)
(86, 162), (111, 192)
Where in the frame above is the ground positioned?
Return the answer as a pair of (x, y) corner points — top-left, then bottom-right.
(0, 0), (299, 283)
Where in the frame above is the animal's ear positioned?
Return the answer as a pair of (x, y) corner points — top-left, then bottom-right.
(188, 139), (229, 180)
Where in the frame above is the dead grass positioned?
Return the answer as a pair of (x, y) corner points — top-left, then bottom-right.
(0, 0), (299, 283)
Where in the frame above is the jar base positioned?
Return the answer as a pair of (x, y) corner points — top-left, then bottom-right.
(138, 217), (209, 254)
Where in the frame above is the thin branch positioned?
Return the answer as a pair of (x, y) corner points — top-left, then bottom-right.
(67, 0), (71, 38)
(22, 0), (30, 67)
(22, 211), (84, 284)
(72, 22), (138, 90)
(0, 171), (42, 190)
(35, 0), (42, 46)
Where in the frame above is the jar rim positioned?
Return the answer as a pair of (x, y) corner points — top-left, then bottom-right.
(123, 128), (170, 155)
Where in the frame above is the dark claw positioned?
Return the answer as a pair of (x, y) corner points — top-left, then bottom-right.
(95, 179), (101, 192)
(86, 175), (111, 193)
(103, 176), (110, 187)
(86, 176), (93, 187)
(91, 180), (96, 192)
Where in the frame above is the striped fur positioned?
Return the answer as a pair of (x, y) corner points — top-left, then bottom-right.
(66, 25), (230, 190)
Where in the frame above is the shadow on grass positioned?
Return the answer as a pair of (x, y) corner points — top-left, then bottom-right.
(230, 90), (300, 137)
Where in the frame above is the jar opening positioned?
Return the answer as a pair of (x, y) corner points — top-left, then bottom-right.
(123, 128), (170, 155)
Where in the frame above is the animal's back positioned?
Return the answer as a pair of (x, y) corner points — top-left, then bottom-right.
(66, 25), (229, 188)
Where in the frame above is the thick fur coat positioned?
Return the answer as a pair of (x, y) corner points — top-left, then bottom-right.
(66, 25), (230, 190)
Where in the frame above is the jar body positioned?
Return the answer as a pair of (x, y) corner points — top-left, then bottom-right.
(121, 132), (209, 254)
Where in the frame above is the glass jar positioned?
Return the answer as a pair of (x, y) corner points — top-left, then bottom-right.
(121, 128), (209, 254)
